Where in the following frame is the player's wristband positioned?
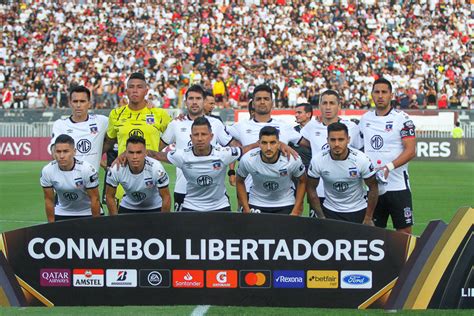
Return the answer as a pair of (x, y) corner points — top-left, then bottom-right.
(227, 170), (236, 176)
(385, 162), (395, 171)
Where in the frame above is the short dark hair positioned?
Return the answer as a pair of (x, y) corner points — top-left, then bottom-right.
(54, 134), (75, 147)
(259, 126), (279, 140)
(327, 122), (348, 136)
(128, 72), (147, 83)
(186, 84), (205, 99)
(204, 90), (214, 98)
(191, 116), (212, 132)
(296, 103), (313, 117)
(253, 84), (273, 99)
(69, 85), (91, 100)
(372, 77), (392, 92)
(320, 89), (340, 104)
(248, 99), (254, 113)
(126, 135), (146, 147)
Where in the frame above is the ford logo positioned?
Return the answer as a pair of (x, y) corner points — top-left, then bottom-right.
(342, 274), (370, 285)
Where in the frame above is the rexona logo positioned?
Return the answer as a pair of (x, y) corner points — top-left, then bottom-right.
(307, 270), (338, 289)
(139, 269), (170, 288)
(206, 270), (237, 288)
(172, 270), (204, 288)
(106, 269), (137, 287)
(240, 270), (271, 288)
(72, 269), (104, 287)
(340, 270), (372, 289)
(273, 270), (305, 288)
(40, 269), (71, 287)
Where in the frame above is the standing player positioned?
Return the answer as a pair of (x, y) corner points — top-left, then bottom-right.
(103, 72), (171, 202)
(159, 85), (237, 212)
(226, 84), (301, 199)
(103, 72), (171, 160)
(307, 123), (378, 224)
(291, 102), (313, 168)
(151, 117), (243, 212)
(49, 85), (108, 171)
(359, 78), (416, 234)
(203, 90), (222, 121)
(105, 136), (171, 215)
(298, 90), (362, 218)
(236, 126), (306, 215)
(41, 134), (100, 222)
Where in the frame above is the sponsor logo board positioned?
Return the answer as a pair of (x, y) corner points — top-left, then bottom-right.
(172, 270), (204, 288)
(40, 268), (71, 287)
(273, 270), (305, 288)
(72, 269), (104, 287)
(307, 270), (338, 289)
(340, 270), (372, 289)
(139, 269), (171, 288)
(206, 270), (238, 288)
(239, 270), (271, 288)
(106, 269), (137, 287)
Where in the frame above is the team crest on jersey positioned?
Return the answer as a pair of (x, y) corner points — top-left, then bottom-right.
(212, 160), (222, 170)
(349, 167), (358, 178)
(145, 178), (154, 188)
(146, 114), (155, 125)
(74, 178), (84, 188)
(89, 124), (98, 134)
(385, 121), (393, 132)
(279, 168), (288, 176)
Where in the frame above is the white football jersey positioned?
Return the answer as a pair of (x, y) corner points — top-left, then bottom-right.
(106, 157), (169, 210)
(226, 118), (302, 146)
(50, 114), (109, 171)
(359, 108), (415, 191)
(226, 117), (302, 190)
(308, 149), (376, 213)
(300, 118), (362, 197)
(237, 148), (305, 208)
(40, 159), (99, 216)
(167, 146), (241, 211)
(161, 115), (233, 194)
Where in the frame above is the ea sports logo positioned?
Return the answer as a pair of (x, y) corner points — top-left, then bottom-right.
(370, 135), (384, 150)
(263, 181), (279, 191)
(63, 192), (78, 201)
(197, 175), (213, 186)
(76, 139), (92, 153)
(129, 129), (144, 138)
(147, 271), (163, 286)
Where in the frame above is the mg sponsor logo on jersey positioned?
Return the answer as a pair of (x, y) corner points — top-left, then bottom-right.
(273, 270), (305, 288)
(206, 270), (238, 288)
(139, 269), (171, 288)
(173, 270), (204, 288)
(197, 175), (213, 186)
(340, 271), (372, 289)
(333, 182), (349, 192)
(40, 269), (71, 287)
(131, 191), (147, 201)
(263, 181), (279, 191)
(76, 139), (92, 154)
(239, 270), (271, 288)
(63, 192), (78, 201)
(73, 269), (104, 287)
(106, 269), (137, 287)
(307, 270), (338, 288)
(129, 129), (144, 138)
(370, 135), (384, 150)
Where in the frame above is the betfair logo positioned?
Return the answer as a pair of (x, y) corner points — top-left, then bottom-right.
(307, 270), (338, 289)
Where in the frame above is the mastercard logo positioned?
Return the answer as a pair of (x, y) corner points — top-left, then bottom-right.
(240, 270), (271, 288)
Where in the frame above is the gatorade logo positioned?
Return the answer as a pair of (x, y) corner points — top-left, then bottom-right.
(239, 270), (271, 288)
(206, 270), (237, 288)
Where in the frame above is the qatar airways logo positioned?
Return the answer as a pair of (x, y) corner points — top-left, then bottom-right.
(0, 142), (32, 156)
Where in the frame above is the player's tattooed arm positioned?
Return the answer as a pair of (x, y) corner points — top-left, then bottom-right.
(105, 184), (118, 215)
(363, 175), (378, 226)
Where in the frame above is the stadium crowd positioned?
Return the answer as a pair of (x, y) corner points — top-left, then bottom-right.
(0, 0), (473, 111)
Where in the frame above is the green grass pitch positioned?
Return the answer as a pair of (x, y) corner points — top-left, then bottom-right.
(0, 161), (473, 314)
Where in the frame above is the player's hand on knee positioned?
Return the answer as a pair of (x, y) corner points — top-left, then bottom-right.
(363, 217), (375, 226)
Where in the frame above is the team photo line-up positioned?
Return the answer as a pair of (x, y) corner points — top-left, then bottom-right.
(42, 72), (416, 234)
